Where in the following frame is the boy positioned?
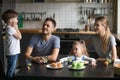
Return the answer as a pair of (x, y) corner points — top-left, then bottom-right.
(2, 9), (22, 80)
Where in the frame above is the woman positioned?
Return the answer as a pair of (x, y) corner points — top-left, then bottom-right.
(92, 16), (118, 62)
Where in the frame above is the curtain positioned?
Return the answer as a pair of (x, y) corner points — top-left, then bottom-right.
(112, 0), (117, 33)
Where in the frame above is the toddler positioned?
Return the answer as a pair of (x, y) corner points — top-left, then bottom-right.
(60, 40), (96, 66)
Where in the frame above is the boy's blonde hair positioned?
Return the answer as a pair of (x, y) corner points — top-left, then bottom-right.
(70, 40), (89, 56)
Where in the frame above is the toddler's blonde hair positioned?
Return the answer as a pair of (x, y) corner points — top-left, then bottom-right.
(70, 40), (89, 56)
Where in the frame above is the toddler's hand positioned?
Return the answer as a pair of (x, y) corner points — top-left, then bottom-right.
(90, 61), (97, 67)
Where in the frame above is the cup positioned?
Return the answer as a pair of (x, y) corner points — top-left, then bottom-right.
(26, 59), (32, 67)
(67, 56), (73, 65)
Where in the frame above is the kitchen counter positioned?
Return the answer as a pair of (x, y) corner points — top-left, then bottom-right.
(19, 29), (97, 35)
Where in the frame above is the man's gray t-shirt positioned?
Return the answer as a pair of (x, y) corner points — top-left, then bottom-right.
(28, 34), (60, 56)
(92, 34), (116, 59)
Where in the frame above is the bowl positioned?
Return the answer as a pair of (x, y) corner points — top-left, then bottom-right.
(114, 63), (120, 76)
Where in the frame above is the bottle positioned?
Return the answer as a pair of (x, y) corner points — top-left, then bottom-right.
(26, 58), (32, 70)
(18, 13), (23, 28)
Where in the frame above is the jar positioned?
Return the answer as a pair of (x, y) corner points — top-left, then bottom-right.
(85, 25), (90, 31)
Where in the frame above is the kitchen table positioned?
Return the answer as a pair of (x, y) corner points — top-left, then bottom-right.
(14, 54), (120, 80)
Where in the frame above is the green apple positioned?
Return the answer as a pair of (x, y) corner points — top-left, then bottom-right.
(72, 61), (77, 69)
(77, 61), (84, 68)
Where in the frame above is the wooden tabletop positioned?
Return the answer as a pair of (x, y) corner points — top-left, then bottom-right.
(14, 54), (116, 80)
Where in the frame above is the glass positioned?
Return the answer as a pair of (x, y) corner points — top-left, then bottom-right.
(26, 58), (32, 67)
(67, 56), (74, 65)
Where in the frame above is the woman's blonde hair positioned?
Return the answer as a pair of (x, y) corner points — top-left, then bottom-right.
(95, 16), (111, 52)
(70, 40), (89, 56)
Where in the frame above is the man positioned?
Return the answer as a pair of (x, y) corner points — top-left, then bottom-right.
(25, 17), (60, 63)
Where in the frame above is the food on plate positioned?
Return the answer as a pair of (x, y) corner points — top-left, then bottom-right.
(57, 62), (63, 68)
(51, 63), (58, 68)
(104, 61), (109, 66)
(50, 62), (63, 68)
(72, 61), (78, 69)
(71, 61), (85, 69)
(77, 62), (84, 68)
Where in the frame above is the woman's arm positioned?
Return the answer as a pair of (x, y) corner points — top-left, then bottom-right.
(111, 46), (118, 61)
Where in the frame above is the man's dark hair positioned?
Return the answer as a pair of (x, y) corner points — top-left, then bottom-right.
(2, 9), (18, 23)
(44, 17), (56, 27)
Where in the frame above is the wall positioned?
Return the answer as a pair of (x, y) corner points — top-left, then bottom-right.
(15, 2), (113, 30)
(15, 3), (84, 29)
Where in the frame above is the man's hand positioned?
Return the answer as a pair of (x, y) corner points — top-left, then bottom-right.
(33, 56), (47, 63)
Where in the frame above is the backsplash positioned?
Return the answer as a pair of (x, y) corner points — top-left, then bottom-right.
(15, 2), (112, 30)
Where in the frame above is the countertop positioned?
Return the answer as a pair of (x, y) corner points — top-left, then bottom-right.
(19, 29), (120, 42)
(19, 29), (97, 35)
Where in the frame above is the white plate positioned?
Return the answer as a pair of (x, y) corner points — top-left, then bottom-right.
(46, 64), (63, 69)
(73, 60), (89, 65)
(68, 65), (86, 70)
